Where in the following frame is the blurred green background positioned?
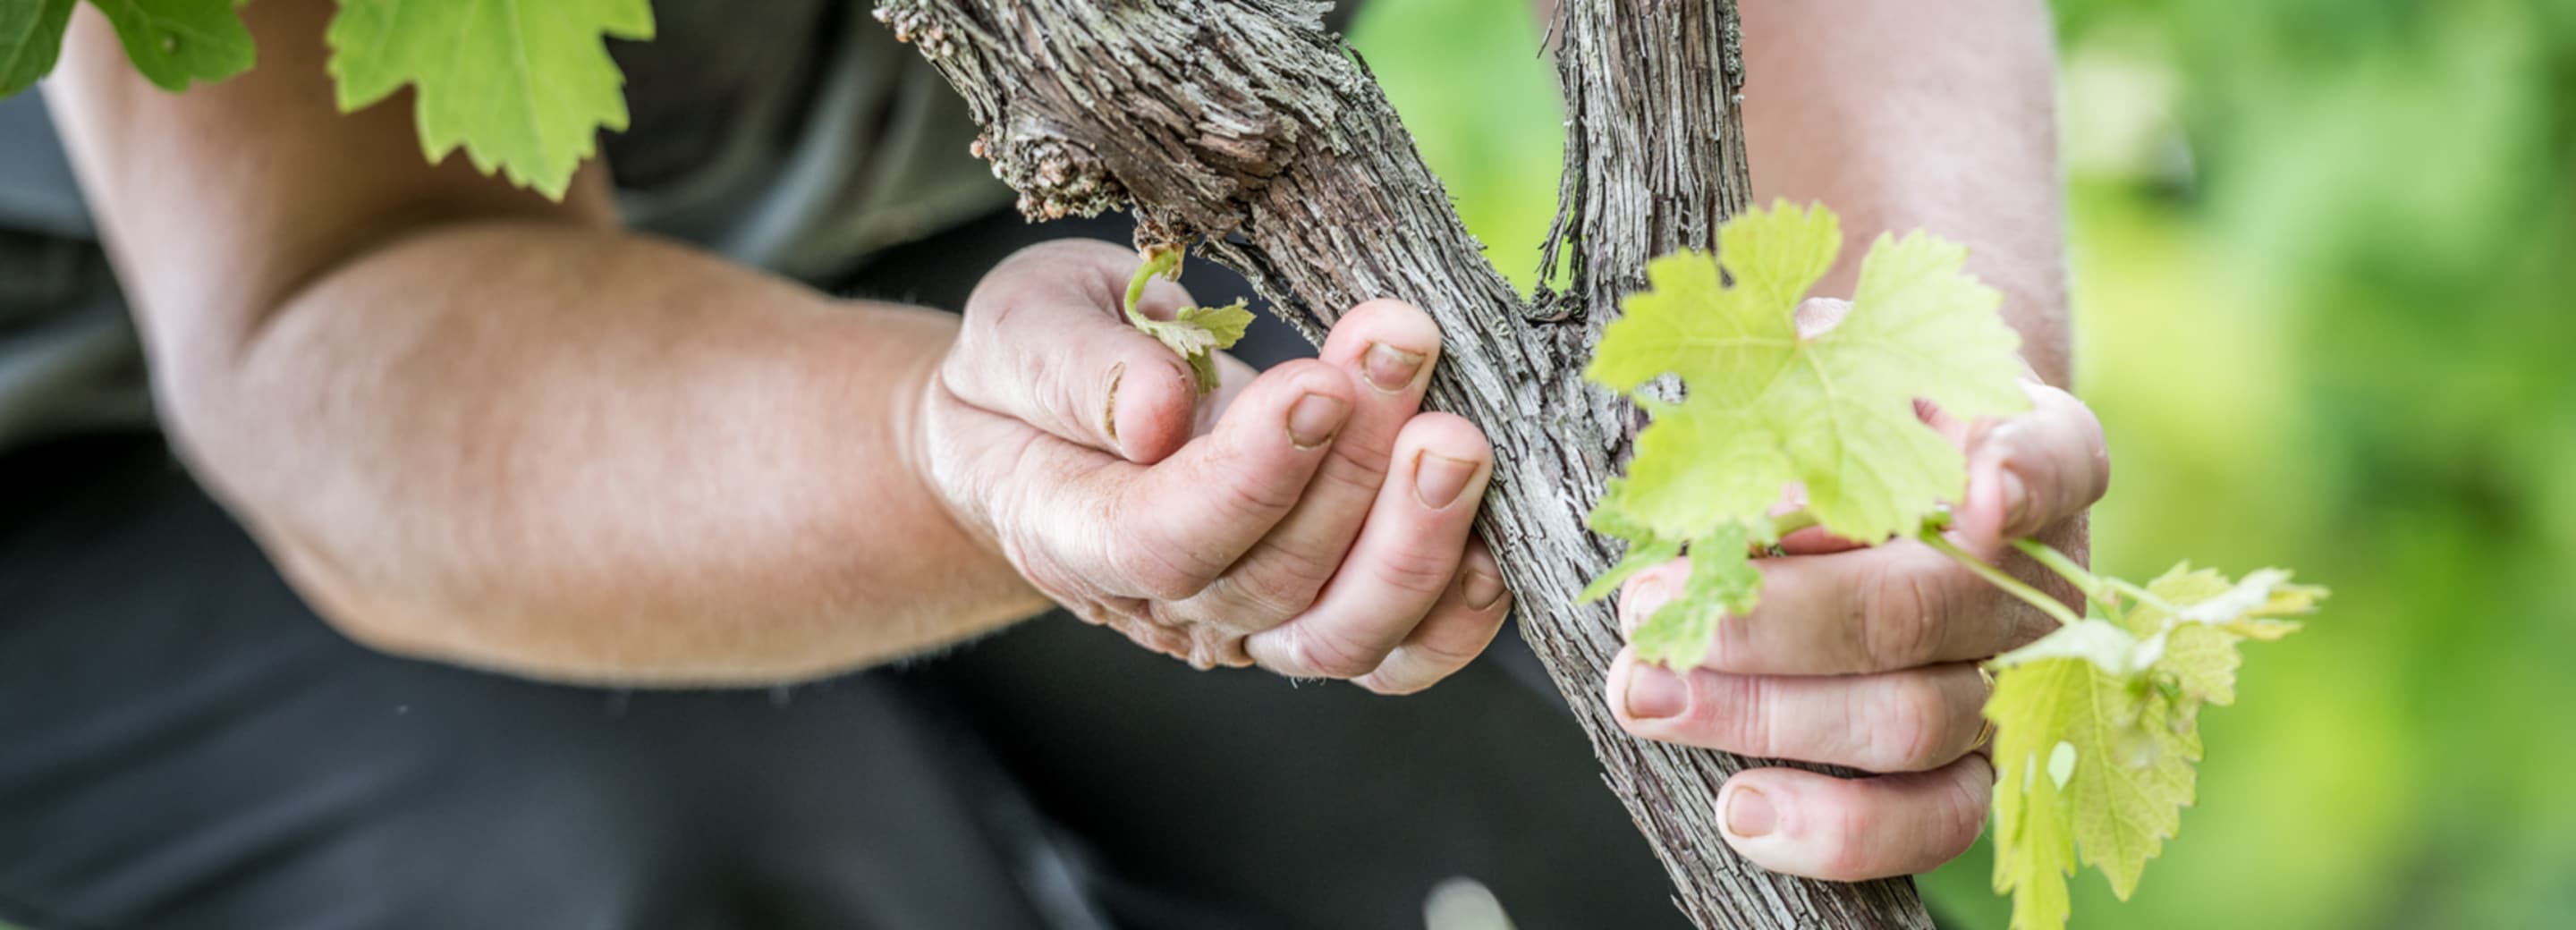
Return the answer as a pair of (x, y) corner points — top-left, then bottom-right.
(1350, 0), (2576, 927)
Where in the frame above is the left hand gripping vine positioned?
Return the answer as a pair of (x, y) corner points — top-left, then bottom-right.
(1583, 201), (2328, 930)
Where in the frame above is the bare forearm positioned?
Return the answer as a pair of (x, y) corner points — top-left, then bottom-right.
(1742, 0), (2070, 384)
(181, 223), (1045, 684)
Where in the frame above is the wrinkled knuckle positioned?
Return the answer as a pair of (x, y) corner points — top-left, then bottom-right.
(1318, 440), (1394, 498)
(1372, 545), (1457, 597)
(1720, 676), (1776, 756)
(1862, 558), (1948, 671)
(1218, 555), (1330, 624)
(1287, 627), (1383, 679)
(1881, 677), (1956, 772)
(1215, 466), (1306, 524)
(1120, 541), (1222, 602)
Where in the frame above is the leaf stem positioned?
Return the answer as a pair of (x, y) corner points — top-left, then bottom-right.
(2010, 537), (2122, 616)
(2106, 577), (2185, 617)
(1124, 246), (1183, 326)
(1919, 528), (2081, 628)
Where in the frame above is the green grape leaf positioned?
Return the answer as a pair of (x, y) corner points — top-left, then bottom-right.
(87, 0), (254, 91)
(1589, 200), (2030, 547)
(1628, 525), (1761, 668)
(1122, 246), (1250, 393)
(1991, 617), (2156, 676)
(1, 0), (77, 96)
(1989, 658), (2082, 930)
(1583, 201), (2029, 670)
(1988, 562), (2326, 930)
(1133, 299), (1253, 393)
(326, 0), (654, 199)
(1579, 537), (1682, 603)
(2125, 563), (2324, 707)
(1987, 640), (2199, 921)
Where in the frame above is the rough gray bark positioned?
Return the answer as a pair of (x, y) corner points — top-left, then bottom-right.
(872, 0), (1936, 926)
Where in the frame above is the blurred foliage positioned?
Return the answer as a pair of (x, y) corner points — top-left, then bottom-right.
(1352, 0), (2576, 927)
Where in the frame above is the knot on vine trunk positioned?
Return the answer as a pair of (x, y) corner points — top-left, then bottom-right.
(875, 0), (1346, 241)
(976, 130), (1129, 221)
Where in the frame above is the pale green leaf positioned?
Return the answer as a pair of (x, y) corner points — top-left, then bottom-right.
(88, 0), (252, 91)
(1587, 200), (2030, 548)
(1988, 658), (2082, 930)
(2158, 623), (2242, 707)
(1131, 298), (1250, 393)
(1989, 562), (2327, 928)
(2122, 562), (2325, 638)
(1629, 525), (1761, 668)
(1177, 300), (1254, 348)
(2124, 562), (2326, 707)
(1579, 537), (1682, 604)
(1990, 618), (2150, 676)
(1988, 653), (2199, 916)
(326, 0), (655, 199)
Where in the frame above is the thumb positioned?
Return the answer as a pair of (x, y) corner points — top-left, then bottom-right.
(947, 240), (1209, 463)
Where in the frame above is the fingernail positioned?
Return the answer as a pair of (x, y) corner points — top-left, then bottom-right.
(1101, 362), (1126, 450)
(1412, 452), (1479, 509)
(1287, 393), (1349, 449)
(1463, 568), (1506, 611)
(2000, 468), (2030, 530)
(1362, 342), (1428, 393)
(1724, 785), (1777, 839)
(1620, 573), (1675, 630)
(1623, 664), (1688, 720)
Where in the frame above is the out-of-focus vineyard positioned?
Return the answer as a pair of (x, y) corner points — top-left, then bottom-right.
(1351, 0), (2576, 926)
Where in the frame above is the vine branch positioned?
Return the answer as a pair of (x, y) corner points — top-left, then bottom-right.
(876, 1), (1935, 925)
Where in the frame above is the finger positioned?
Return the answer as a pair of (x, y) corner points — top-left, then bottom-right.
(1246, 412), (1492, 678)
(1038, 359), (1355, 601)
(1775, 525), (1868, 555)
(1714, 753), (1994, 881)
(1617, 542), (2049, 675)
(1194, 351), (1262, 436)
(1606, 654), (1991, 773)
(1171, 299), (1441, 629)
(1955, 381), (2111, 548)
(946, 240), (1207, 463)
(1352, 538), (1512, 695)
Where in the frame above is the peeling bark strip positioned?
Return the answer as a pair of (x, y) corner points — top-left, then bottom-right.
(875, 0), (1935, 926)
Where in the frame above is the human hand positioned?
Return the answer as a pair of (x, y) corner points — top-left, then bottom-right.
(917, 240), (1510, 692)
(1605, 370), (2110, 880)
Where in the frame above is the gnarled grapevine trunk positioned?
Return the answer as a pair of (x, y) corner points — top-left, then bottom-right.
(874, 0), (1936, 926)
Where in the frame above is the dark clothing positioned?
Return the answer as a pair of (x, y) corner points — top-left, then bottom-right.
(0, 207), (1691, 929)
(1, 4), (1692, 927)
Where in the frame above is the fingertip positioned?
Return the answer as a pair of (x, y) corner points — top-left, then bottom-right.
(1715, 768), (1826, 875)
(1394, 411), (1492, 461)
(1604, 648), (1660, 729)
(1343, 298), (1441, 343)
(1189, 359), (1354, 476)
(1717, 761), (1994, 881)
(1393, 414), (1491, 513)
(1617, 558), (1689, 637)
(1109, 356), (1202, 464)
(1322, 299), (1444, 369)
